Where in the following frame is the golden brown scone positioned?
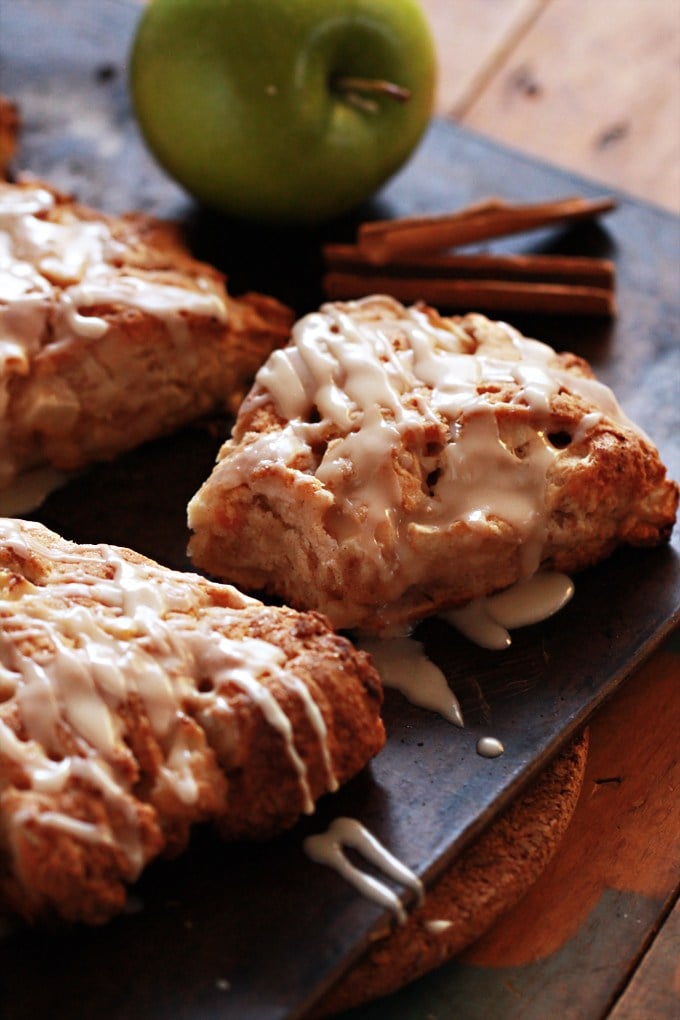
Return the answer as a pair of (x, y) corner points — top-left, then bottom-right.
(0, 517), (384, 925)
(0, 179), (292, 494)
(0, 97), (19, 178)
(188, 296), (678, 633)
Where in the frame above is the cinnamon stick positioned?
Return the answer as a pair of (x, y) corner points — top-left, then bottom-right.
(357, 195), (617, 264)
(322, 271), (616, 317)
(323, 244), (615, 289)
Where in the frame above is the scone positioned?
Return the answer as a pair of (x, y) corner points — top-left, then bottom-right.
(0, 179), (292, 493)
(0, 517), (384, 924)
(187, 296), (678, 633)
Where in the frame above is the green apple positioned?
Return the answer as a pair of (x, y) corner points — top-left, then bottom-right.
(129, 0), (436, 224)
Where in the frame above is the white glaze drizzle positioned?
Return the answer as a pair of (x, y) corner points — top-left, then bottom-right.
(424, 918), (453, 934)
(0, 183), (229, 493)
(444, 571), (574, 650)
(221, 299), (641, 621)
(303, 817), (424, 925)
(476, 736), (505, 758)
(0, 517), (335, 865)
(359, 572), (573, 727)
(359, 635), (463, 727)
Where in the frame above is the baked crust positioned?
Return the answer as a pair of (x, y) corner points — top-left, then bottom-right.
(188, 296), (678, 633)
(0, 517), (384, 924)
(0, 179), (292, 491)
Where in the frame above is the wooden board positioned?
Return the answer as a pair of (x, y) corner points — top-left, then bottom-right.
(609, 898), (680, 1020)
(421, 0), (680, 212)
(1, 3), (679, 1019)
(419, 0), (546, 116)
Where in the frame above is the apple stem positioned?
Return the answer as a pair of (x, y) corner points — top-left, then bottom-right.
(333, 76), (411, 113)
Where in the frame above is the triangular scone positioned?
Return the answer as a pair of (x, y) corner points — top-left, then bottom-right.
(0, 180), (292, 494)
(187, 296), (678, 633)
(0, 518), (384, 924)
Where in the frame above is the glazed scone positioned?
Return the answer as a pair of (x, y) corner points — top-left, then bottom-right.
(0, 517), (384, 924)
(187, 296), (678, 633)
(0, 179), (292, 494)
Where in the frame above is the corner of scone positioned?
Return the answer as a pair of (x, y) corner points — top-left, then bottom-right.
(0, 178), (293, 497)
(187, 295), (678, 633)
(0, 517), (384, 924)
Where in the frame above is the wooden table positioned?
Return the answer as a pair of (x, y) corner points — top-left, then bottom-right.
(352, 4), (680, 1017)
(422, 0), (680, 214)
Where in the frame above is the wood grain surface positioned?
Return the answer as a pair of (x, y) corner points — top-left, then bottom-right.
(609, 898), (680, 1020)
(422, 0), (680, 213)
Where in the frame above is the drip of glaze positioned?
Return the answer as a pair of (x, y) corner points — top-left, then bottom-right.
(358, 635), (464, 727)
(476, 736), (505, 758)
(0, 465), (76, 515)
(357, 572), (573, 729)
(303, 817), (424, 925)
(443, 571), (574, 650)
(424, 918), (453, 934)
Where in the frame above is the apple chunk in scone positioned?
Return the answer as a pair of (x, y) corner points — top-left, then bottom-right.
(0, 179), (292, 501)
(187, 296), (678, 633)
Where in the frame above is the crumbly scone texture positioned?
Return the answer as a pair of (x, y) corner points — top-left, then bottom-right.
(0, 178), (292, 489)
(0, 518), (384, 925)
(188, 296), (678, 633)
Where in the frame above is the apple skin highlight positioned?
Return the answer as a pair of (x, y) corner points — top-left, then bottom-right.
(129, 0), (437, 224)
